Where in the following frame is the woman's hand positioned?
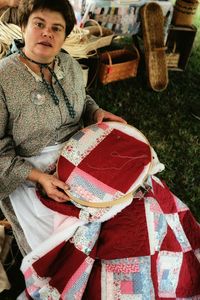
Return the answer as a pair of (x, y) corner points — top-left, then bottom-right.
(93, 108), (127, 124)
(27, 169), (70, 202)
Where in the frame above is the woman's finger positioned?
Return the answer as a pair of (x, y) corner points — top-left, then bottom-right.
(52, 177), (69, 192)
(48, 188), (69, 202)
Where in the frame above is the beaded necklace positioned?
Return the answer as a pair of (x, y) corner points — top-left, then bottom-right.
(19, 49), (76, 118)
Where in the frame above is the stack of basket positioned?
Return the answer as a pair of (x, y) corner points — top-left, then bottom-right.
(172, 0), (199, 27)
(167, 0), (199, 69)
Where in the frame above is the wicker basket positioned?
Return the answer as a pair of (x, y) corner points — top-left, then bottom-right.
(141, 2), (168, 92)
(166, 42), (180, 68)
(84, 19), (114, 49)
(98, 47), (140, 85)
(63, 25), (90, 45)
(62, 25), (95, 58)
(173, 0), (199, 26)
(62, 21), (114, 59)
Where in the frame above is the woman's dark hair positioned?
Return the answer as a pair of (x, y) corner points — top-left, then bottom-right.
(18, 0), (76, 36)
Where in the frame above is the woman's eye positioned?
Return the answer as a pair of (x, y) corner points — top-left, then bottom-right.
(35, 22), (44, 28)
(52, 26), (62, 32)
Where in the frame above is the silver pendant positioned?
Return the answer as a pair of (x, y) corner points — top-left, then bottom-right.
(31, 90), (46, 105)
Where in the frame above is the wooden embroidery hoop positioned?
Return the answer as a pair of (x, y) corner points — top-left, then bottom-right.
(58, 122), (153, 208)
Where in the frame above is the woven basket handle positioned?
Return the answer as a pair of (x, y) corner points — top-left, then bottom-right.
(172, 42), (177, 53)
(72, 25), (89, 39)
(167, 42), (177, 55)
(84, 19), (103, 36)
(105, 51), (112, 67)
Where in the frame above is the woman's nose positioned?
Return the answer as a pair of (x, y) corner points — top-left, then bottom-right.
(42, 28), (53, 39)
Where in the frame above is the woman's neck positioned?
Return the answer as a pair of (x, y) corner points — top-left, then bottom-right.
(22, 47), (54, 65)
(19, 52), (54, 83)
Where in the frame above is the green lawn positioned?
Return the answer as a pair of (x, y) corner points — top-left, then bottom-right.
(89, 9), (200, 222)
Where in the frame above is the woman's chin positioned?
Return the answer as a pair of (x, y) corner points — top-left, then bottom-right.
(34, 51), (56, 63)
(34, 46), (57, 61)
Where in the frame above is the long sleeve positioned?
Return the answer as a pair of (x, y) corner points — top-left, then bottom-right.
(0, 89), (33, 200)
(68, 57), (99, 126)
(0, 51), (100, 200)
(83, 94), (99, 125)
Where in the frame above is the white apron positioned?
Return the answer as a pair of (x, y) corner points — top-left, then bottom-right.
(9, 143), (80, 250)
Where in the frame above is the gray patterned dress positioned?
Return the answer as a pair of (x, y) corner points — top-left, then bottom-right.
(0, 50), (99, 253)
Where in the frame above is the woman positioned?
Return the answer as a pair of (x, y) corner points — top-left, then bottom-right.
(0, 0), (125, 248)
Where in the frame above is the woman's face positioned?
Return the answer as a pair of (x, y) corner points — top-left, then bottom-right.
(22, 9), (66, 63)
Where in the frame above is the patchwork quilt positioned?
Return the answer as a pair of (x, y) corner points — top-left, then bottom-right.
(18, 123), (200, 299)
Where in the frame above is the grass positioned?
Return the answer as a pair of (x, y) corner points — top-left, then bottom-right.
(88, 8), (200, 222)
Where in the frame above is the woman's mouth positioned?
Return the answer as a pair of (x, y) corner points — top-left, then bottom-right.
(38, 41), (52, 47)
